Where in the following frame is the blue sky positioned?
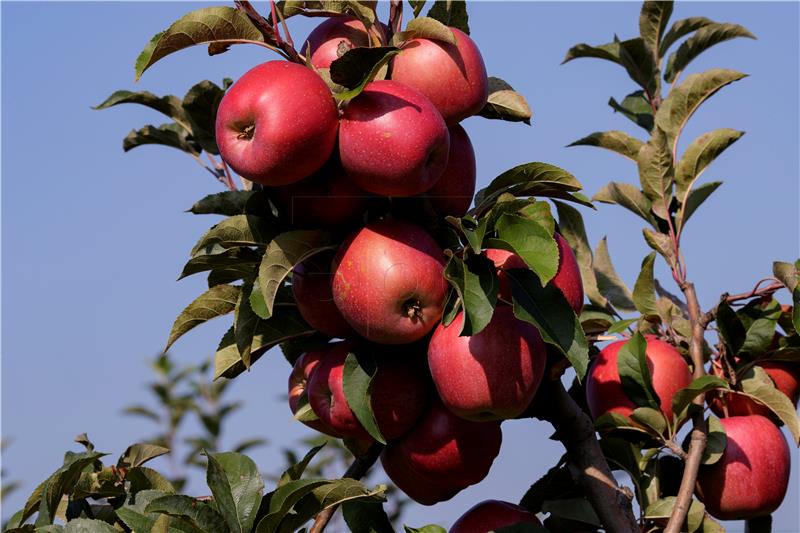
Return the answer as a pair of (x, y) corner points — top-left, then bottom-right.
(2, 1), (798, 531)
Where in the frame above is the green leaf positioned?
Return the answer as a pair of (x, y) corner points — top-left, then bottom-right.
(442, 253), (498, 336)
(117, 490), (182, 533)
(409, 0), (426, 18)
(135, 7), (265, 80)
(426, 0), (469, 34)
(330, 47), (400, 100)
(633, 253), (658, 316)
(564, 37), (658, 96)
(593, 182), (655, 225)
(342, 352), (385, 444)
(702, 415), (726, 465)
(680, 181), (722, 227)
(659, 17), (714, 57)
(188, 190), (265, 216)
(608, 91), (654, 132)
(569, 130), (643, 161)
(117, 443), (170, 469)
(60, 519), (119, 533)
(182, 80), (228, 154)
(495, 214), (559, 285)
(205, 452), (264, 533)
(642, 229), (676, 266)
(93, 90), (186, 125)
(257, 230), (332, 319)
(166, 284), (240, 351)
(146, 495), (230, 533)
(403, 16), (455, 44)
(675, 128), (743, 199)
(772, 261), (799, 292)
(404, 527), (446, 533)
(593, 237), (636, 312)
(553, 201), (607, 309)
(234, 283), (264, 369)
(473, 162), (582, 214)
(607, 318), (638, 334)
(739, 366), (800, 444)
(671, 375), (729, 423)
(739, 299), (780, 357)
(637, 127), (674, 208)
(617, 332), (660, 410)
(191, 215), (275, 256)
(646, 497), (706, 532)
(639, 1), (673, 55)
(446, 215), (487, 254)
(664, 23), (755, 82)
(342, 500), (395, 533)
(278, 444), (326, 487)
(541, 497), (601, 527)
(179, 247), (261, 280)
(126, 467), (176, 494)
(123, 123), (198, 154)
(477, 77), (533, 125)
(507, 269), (589, 379)
(630, 407), (668, 436)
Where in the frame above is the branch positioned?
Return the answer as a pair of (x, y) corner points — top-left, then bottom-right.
(701, 280), (784, 327)
(534, 380), (639, 533)
(308, 442), (384, 533)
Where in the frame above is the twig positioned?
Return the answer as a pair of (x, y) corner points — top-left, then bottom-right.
(701, 280), (784, 327)
(308, 442), (384, 533)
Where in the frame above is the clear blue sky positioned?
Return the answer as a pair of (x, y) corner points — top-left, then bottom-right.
(2, 1), (798, 531)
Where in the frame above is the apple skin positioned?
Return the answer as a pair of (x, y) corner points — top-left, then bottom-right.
(709, 361), (800, 419)
(585, 336), (692, 421)
(380, 399), (502, 504)
(426, 124), (477, 218)
(288, 350), (342, 437)
(215, 61), (338, 186)
(391, 28), (488, 125)
(484, 233), (584, 313)
(696, 414), (790, 520)
(450, 500), (541, 533)
(306, 341), (430, 440)
(428, 305), (547, 421)
(304, 16), (374, 69)
(332, 218), (448, 344)
(338, 80), (450, 197)
(292, 251), (355, 338)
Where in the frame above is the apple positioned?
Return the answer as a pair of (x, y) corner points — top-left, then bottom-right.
(428, 305), (547, 421)
(306, 341), (430, 440)
(338, 80), (450, 197)
(332, 218), (448, 344)
(484, 232), (584, 313)
(390, 28), (488, 125)
(215, 61), (338, 186)
(304, 16), (375, 69)
(380, 399), (502, 504)
(585, 336), (692, 421)
(288, 350), (342, 437)
(426, 124), (477, 218)
(450, 500), (541, 533)
(709, 361), (800, 419)
(292, 251), (355, 338)
(695, 414), (790, 520)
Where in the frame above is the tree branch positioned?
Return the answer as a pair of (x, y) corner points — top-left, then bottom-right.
(535, 380), (639, 533)
(308, 442), (384, 533)
(701, 281), (784, 327)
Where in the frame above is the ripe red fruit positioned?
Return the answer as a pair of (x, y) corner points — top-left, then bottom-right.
(306, 342), (430, 440)
(338, 80), (450, 197)
(288, 351), (342, 437)
(215, 61), (338, 186)
(304, 16), (376, 69)
(380, 400), (502, 504)
(709, 361), (800, 419)
(332, 219), (448, 344)
(426, 124), (477, 218)
(484, 233), (584, 313)
(391, 28), (488, 125)
(292, 252), (355, 338)
(450, 500), (541, 533)
(696, 414), (790, 520)
(428, 305), (547, 421)
(585, 336), (692, 421)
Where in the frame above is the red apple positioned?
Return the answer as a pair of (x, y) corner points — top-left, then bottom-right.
(428, 305), (547, 421)
(304, 16), (375, 69)
(450, 500), (541, 533)
(426, 124), (477, 218)
(484, 233), (584, 313)
(292, 251), (355, 338)
(390, 28), (488, 125)
(709, 361), (800, 419)
(338, 80), (450, 197)
(332, 219), (448, 344)
(585, 336), (692, 421)
(380, 400), (502, 503)
(288, 350), (342, 436)
(215, 61), (338, 186)
(696, 414), (790, 520)
(307, 342), (430, 440)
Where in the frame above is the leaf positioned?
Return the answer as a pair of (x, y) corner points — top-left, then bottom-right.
(633, 253), (658, 316)
(404, 527), (446, 533)
(593, 182), (655, 225)
(702, 415), (726, 465)
(442, 253), (498, 336)
(655, 68), (748, 148)
(664, 23), (755, 82)
(617, 332), (660, 410)
(773, 261), (799, 292)
(342, 352), (385, 444)
(126, 467), (176, 494)
(553, 201), (607, 309)
(637, 127), (674, 207)
(135, 7), (266, 80)
(192, 215), (275, 256)
(473, 162), (582, 212)
(234, 283), (265, 368)
(593, 237), (636, 312)
(507, 269), (589, 379)
(716, 301), (746, 353)
(146, 495), (230, 533)
(739, 299), (780, 357)
(642, 229), (675, 266)
(630, 407), (668, 436)
(278, 444), (326, 487)
(118, 444), (170, 469)
(646, 497), (706, 532)
(257, 230), (332, 319)
(179, 247), (261, 280)
(60, 519), (119, 533)
(205, 452), (264, 533)
(739, 366), (800, 444)
(675, 128), (743, 199)
(639, 1), (673, 55)
(477, 77), (532, 124)
(495, 214), (559, 285)
(659, 17), (714, 57)
(564, 37), (658, 96)
(166, 284), (240, 351)
(409, 0), (426, 18)
(93, 90), (186, 125)
(342, 500), (395, 533)
(608, 90), (654, 132)
(182, 79), (228, 154)
(541, 498), (601, 527)
(188, 191), (264, 216)
(330, 46), (400, 100)
(123, 123), (198, 154)
(403, 16), (455, 44)
(426, 0), (469, 34)
(446, 215), (487, 254)
(569, 131), (643, 161)
(607, 318), (638, 334)
(671, 375), (729, 423)
(680, 181), (722, 227)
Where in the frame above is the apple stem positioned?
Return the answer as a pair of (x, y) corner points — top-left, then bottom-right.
(402, 299), (424, 320)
